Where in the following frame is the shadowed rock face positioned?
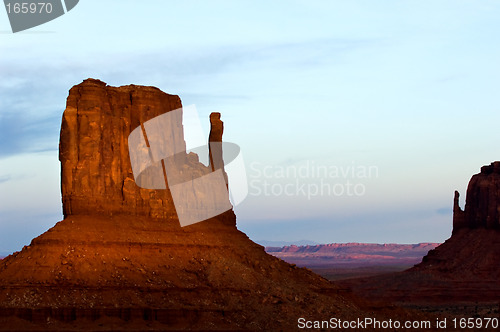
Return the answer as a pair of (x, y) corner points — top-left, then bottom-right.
(452, 190), (465, 231)
(267, 242), (441, 268)
(340, 162), (500, 306)
(460, 161), (500, 230)
(420, 161), (500, 279)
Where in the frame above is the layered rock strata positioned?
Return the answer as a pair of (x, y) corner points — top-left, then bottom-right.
(0, 79), (388, 331)
(60, 79), (182, 219)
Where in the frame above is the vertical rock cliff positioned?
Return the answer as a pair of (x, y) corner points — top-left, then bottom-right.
(60, 78), (182, 219)
(454, 161), (500, 230)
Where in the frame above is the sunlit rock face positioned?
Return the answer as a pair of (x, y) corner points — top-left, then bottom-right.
(60, 78), (183, 219)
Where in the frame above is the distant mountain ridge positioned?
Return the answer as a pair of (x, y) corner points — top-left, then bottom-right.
(266, 242), (439, 252)
(255, 239), (318, 247)
(265, 242), (441, 268)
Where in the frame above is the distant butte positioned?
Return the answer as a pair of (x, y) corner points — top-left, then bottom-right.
(339, 162), (500, 307)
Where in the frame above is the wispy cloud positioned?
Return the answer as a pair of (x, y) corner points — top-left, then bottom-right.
(0, 111), (60, 159)
(0, 37), (375, 159)
(0, 175), (13, 184)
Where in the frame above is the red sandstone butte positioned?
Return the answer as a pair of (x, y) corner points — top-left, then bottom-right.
(0, 79), (402, 331)
(59, 79), (182, 219)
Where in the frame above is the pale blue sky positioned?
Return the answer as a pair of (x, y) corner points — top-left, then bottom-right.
(1, 1), (500, 253)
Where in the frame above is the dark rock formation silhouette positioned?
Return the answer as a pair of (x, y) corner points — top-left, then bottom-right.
(454, 161), (500, 231)
(452, 190), (465, 231)
(339, 162), (500, 307)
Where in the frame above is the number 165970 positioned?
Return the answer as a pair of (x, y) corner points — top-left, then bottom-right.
(5, 2), (53, 14)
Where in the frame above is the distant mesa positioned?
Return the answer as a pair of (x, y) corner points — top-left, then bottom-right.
(256, 239), (318, 247)
(266, 242), (441, 269)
